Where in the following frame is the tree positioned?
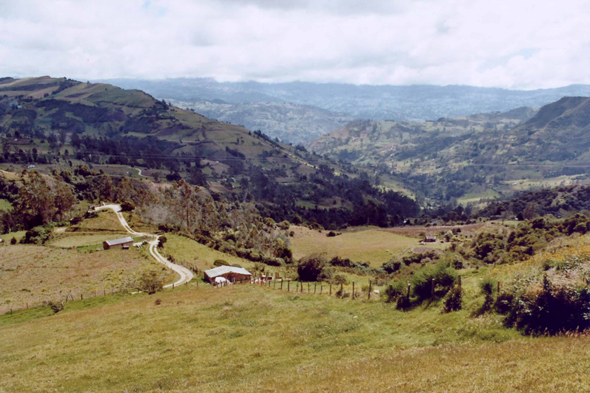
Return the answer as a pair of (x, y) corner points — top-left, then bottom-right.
(297, 254), (327, 282)
(137, 270), (164, 295)
(16, 171), (55, 227)
(523, 202), (537, 220)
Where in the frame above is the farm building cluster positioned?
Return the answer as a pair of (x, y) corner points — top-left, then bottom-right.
(204, 266), (252, 285)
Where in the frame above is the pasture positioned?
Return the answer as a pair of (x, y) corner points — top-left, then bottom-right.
(0, 283), (587, 392)
(290, 226), (433, 266)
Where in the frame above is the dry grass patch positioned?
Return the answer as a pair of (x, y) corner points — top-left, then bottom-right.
(0, 245), (172, 312)
(70, 210), (122, 232)
(291, 226), (419, 266)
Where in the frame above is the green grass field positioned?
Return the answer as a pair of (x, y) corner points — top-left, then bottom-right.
(1, 283), (588, 392)
(290, 227), (425, 267)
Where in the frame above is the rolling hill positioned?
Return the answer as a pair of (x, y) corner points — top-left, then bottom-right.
(309, 98), (590, 205)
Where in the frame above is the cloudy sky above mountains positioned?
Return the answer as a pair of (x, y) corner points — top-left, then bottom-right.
(0, 0), (589, 89)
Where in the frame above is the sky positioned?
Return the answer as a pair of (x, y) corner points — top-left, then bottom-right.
(0, 0), (589, 89)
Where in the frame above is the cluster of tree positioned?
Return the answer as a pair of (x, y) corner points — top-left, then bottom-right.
(458, 214), (590, 264)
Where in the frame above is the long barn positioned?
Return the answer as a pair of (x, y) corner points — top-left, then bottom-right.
(204, 266), (252, 283)
(103, 237), (134, 250)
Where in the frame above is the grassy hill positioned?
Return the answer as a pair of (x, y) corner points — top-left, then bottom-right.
(1, 273), (589, 392)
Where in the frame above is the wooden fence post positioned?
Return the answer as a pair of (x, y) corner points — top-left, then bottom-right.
(497, 281), (501, 295)
(314, 283), (317, 294)
(281, 280), (283, 290)
(352, 282), (355, 299)
(330, 283), (332, 296)
(458, 275), (462, 289)
(288, 280), (290, 292)
(340, 283), (343, 296)
(320, 284), (323, 294)
(407, 283), (411, 300)
(81, 294), (83, 300)
(308, 282), (310, 293)
(300, 281), (303, 293)
(368, 280), (372, 300)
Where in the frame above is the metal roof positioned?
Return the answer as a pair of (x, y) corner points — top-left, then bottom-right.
(204, 266), (252, 278)
(104, 237), (134, 246)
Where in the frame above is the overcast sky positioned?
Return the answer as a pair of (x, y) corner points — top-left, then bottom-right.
(0, 0), (589, 89)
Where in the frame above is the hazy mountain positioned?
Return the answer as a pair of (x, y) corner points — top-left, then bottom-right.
(167, 99), (354, 144)
(100, 78), (590, 122)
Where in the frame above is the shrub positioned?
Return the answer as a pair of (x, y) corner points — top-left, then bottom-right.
(410, 262), (457, 301)
(137, 270), (165, 295)
(157, 236), (167, 248)
(443, 286), (463, 312)
(120, 200), (136, 212)
(494, 292), (514, 314)
(214, 259), (229, 267)
(383, 281), (405, 303)
(297, 254), (327, 282)
(382, 259), (402, 274)
(10, 237), (16, 245)
(21, 225), (54, 245)
(332, 274), (347, 285)
(48, 301), (64, 314)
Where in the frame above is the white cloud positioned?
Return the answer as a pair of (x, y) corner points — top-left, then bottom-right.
(0, 0), (589, 88)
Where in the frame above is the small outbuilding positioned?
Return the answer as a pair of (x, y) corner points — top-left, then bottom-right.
(424, 236), (437, 243)
(103, 237), (134, 250)
(204, 266), (252, 284)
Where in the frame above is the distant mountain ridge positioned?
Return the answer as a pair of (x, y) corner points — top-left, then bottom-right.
(99, 78), (590, 122)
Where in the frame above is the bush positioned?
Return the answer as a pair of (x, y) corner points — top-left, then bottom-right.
(48, 301), (64, 314)
(474, 277), (497, 316)
(137, 270), (165, 295)
(410, 262), (457, 301)
(443, 286), (463, 312)
(120, 200), (136, 212)
(297, 254), (327, 282)
(382, 259), (402, 274)
(332, 274), (347, 285)
(157, 236), (167, 248)
(10, 237), (16, 245)
(21, 225), (54, 245)
(214, 259), (229, 267)
(383, 281), (405, 303)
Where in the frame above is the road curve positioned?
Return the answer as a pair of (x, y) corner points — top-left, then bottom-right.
(96, 204), (194, 288)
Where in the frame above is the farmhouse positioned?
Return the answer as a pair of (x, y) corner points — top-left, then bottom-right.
(204, 266), (252, 283)
(103, 237), (134, 250)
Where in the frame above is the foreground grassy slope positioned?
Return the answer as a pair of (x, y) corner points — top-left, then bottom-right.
(1, 284), (588, 392)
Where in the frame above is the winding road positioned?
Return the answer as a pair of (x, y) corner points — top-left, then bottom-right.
(96, 204), (194, 288)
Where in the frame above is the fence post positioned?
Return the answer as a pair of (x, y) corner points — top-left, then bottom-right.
(407, 283), (411, 300)
(352, 282), (355, 299)
(314, 283), (317, 294)
(320, 283), (322, 294)
(368, 280), (371, 300)
(497, 281), (501, 295)
(288, 280), (290, 292)
(26, 303), (28, 309)
(330, 283), (332, 296)
(308, 282), (310, 293)
(81, 294), (83, 300)
(104, 289), (106, 296)
(300, 281), (303, 293)
(173, 283), (175, 289)
(340, 283), (343, 296)
(458, 275), (462, 289)
(281, 280), (283, 290)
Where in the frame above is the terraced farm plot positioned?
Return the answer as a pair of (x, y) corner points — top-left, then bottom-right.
(290, 226), (426, 266)
(0, 245), (172, 312)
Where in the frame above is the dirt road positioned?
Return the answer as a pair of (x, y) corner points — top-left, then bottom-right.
(96, 204), (194, 288)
